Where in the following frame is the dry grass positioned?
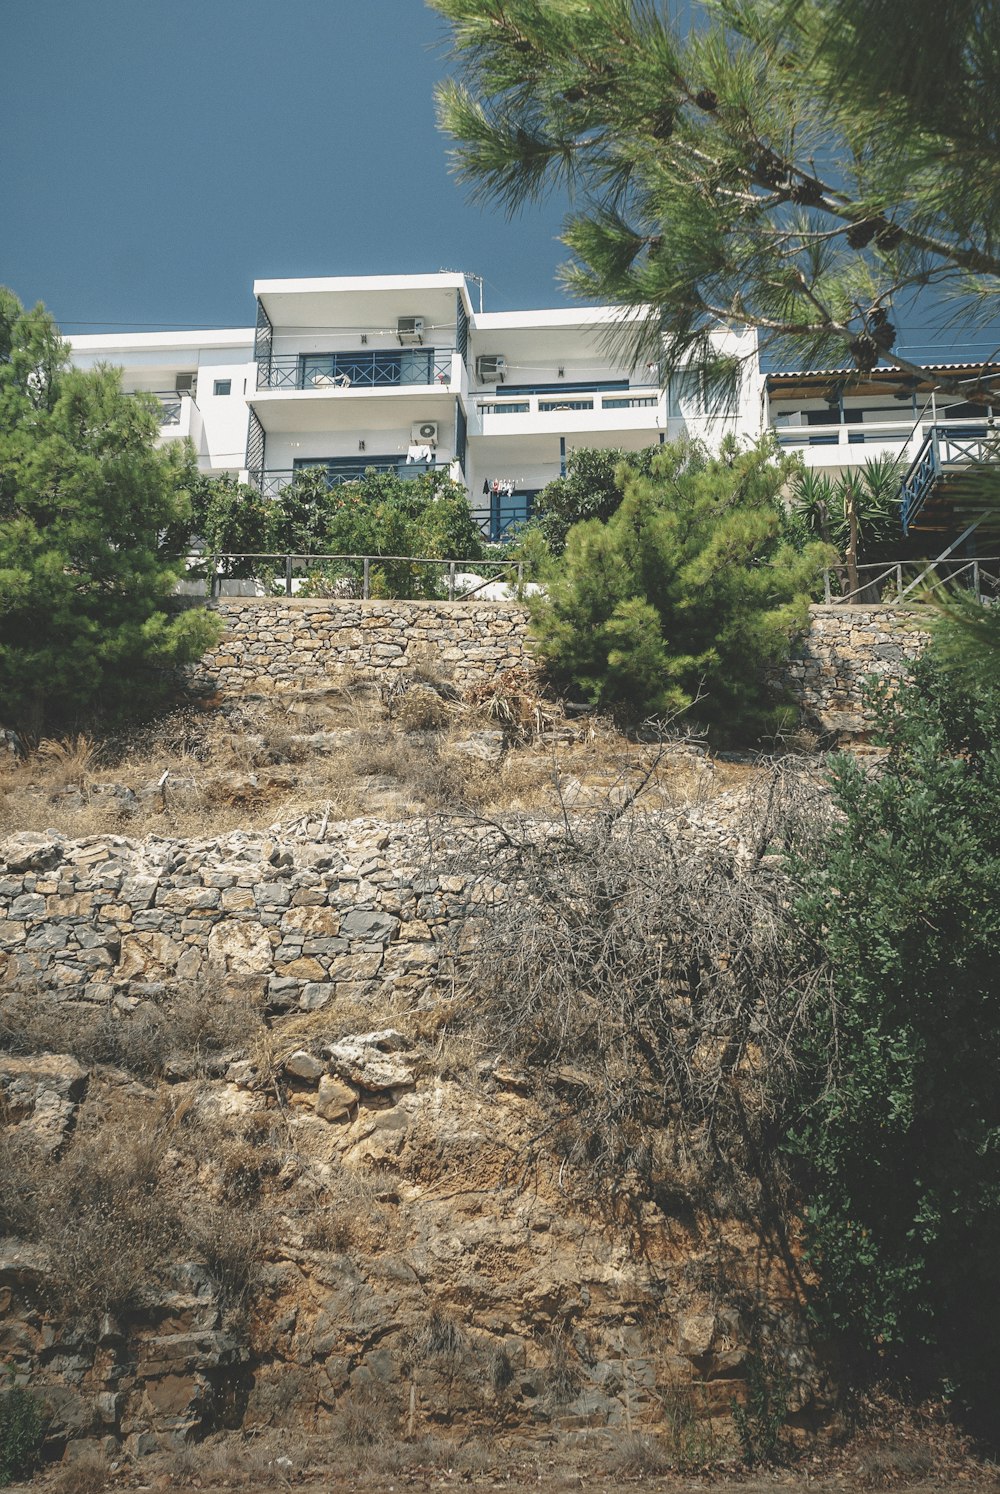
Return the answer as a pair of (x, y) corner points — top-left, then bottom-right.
(0, 1084), (268, 1321)
(0, 683), (762, 843)
(0, 979), (264, 1080)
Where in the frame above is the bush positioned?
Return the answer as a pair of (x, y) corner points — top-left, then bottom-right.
(529, 436), (830, 739)
(190, 474), (280, 577)
(0, 1381), (43, 1486)
(790, 657), (1000, 1436)
(0, 289), (221, 733)
(531, 445), (660, 554)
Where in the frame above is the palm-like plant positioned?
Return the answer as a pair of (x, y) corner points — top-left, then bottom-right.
(792, 455), (902, 597)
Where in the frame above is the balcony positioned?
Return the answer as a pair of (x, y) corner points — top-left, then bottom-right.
(900, 423), (1000, 533)
(251, 459), (455, 500)
(774, 416), (915, 468)
(258, 348), (454, 392)
(474, 387), (662, 437)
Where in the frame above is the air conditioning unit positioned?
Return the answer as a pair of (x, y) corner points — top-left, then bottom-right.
(476, 354), (506, 384)
(175, 372), (196, 395)
(411, 421), (439, 445)
(397, 316), (425, 344)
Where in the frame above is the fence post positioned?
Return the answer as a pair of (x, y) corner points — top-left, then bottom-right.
(362, 557), (371, 601)
(896, 564), (903, 599)
(517, 562), (524, 591)
(823, 570), (832, 604)
(448, 561), (456, 601)
(973, 560), (981, 605)
(284, 555), (293, 597)
(209, 557), (218, 601)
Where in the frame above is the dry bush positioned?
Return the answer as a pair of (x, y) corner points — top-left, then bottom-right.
(328, 1384), (398, 1448)
(610, 1432), (676, 1476)
(394, 685), (453, 733)
(34, 734), (102, 785)
(49, 1447), (110, 1493)
(464, 666), (554, 742)
(454, 761), (832, 1205)
(0, 1089), (267, 1320)
(170, 1432), (286, 1488)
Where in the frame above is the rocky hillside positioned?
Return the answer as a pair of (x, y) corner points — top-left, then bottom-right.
(0, 685), (839, 1484)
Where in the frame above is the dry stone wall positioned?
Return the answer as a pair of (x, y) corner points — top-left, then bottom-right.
(191, 597), (532, 696)
(189, 597), (931, 738)
(0, 822), (496, 1012)
(784, 605), (931, 736)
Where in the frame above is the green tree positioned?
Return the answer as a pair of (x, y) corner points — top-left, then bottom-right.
(190, 472), (280, 578)
(530, 436), (829, 736)
(431, 0), (1000, 404)
(0, 291), (220, 733)
(532, 445), (660, 554)
(790, 660), (1000, 1433)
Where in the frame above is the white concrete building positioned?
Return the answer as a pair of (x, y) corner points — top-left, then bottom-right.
(69, 327), (255, 477)
(68, 271), (766, 539)
(69, 272), (1000, 544)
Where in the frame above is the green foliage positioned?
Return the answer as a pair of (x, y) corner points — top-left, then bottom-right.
(432, 0), (1000, 404)
(791, 456), (903, 567)
(529, 437), (830, 737)
(532, 445), (660, 553)
(0, 289), (221, 733)
(731, 1353), (789, 1467)
(191, 466), (485, 599)
(0, 1380), (43, 1486)
(790, 659), (1000, 1429)
(190, 473), (280, 577)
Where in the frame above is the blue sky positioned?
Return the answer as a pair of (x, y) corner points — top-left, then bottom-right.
(2, 0), (997, 362)
(1, 0), (571, 331)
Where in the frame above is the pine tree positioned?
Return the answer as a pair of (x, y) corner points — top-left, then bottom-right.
(529, 436), (830, 737)
(431, 0), (1000, 406)
(0, 290), (220, 733)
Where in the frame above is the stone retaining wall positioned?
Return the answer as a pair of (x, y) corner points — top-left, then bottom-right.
(785, 605), (931, 736)
(189, 597), (932, 735)
(0, 823), (499, 1012)
(191, 597), (532, 696)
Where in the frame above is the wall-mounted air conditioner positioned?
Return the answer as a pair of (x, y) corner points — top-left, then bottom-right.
(397, 316), (425, 344)
(175, 373), (196, 395)
(476, 354), (506, 384)
(411, 421), (439, 445)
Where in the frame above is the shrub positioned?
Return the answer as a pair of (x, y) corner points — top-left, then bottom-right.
(531, 445), (660, 554)
(789, 657), (1000, 1436)
(529, 437), (830, 740)
(0, 289), (221, 733)
(0, 1381), (43, 1486)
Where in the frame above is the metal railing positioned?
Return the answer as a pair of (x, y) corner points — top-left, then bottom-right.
(250, 461), (452, 499)
(151, 391), (185, 424)
(901, 424), (997, 533)
(259, 348), (454, 391)
(199, 552), (525, 600)
(821, 556), (1000, 605)
(476, 387), (660, 420)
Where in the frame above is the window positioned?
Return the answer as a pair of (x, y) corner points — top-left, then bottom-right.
(213, 379), (232, 396)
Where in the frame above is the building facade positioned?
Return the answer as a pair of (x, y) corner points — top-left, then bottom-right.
(69, 270), (997, 544)
(69, 272), (764, 539)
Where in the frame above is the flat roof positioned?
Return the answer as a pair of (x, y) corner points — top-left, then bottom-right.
(68, 328), (254, 352)
(253, 273), (468, 297)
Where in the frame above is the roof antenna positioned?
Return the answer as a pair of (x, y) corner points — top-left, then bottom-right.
(440, 268), (484, 314)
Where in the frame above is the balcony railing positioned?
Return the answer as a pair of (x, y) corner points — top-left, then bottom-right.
(251, 460), (452, 499)
(821, 556), (1000, 605)
(900, 423), (998, 533)
(197, 552), (525, 600)
(258, 349), (454, 391)
(150, 391), (185, 425)
(476, 387), (660, 422)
